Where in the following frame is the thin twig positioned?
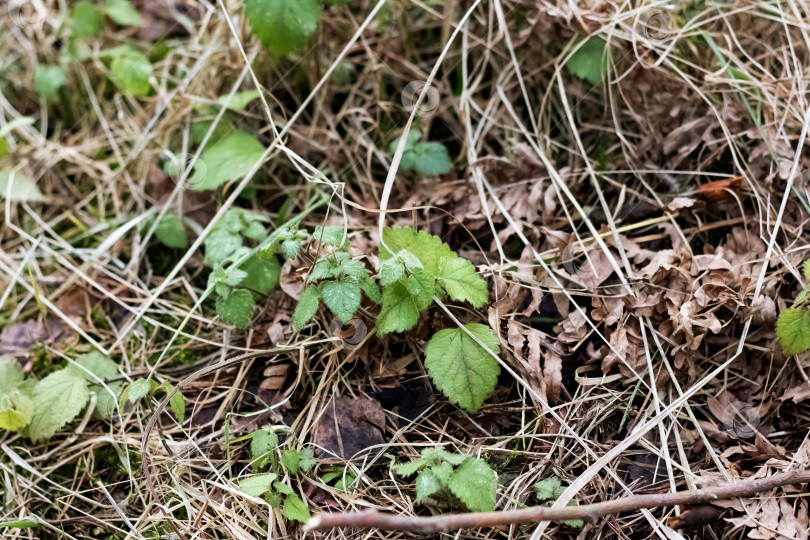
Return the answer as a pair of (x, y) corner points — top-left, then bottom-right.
(305, 469), (810, 534)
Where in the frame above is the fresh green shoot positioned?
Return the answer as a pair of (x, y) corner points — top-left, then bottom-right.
(393, 447), (498, 512)
(565, 37), (612, 85)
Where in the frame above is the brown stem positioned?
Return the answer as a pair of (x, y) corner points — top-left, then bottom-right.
(305, 469), (810, 534)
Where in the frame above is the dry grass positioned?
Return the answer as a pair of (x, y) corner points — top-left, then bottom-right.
(1, 0), (810, 539)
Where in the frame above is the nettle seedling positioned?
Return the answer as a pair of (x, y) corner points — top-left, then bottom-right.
(237, 427), (316, 523)
(120, 377), (185, 423)
(205, 208), (282, 329)
(393, 447), (498, 512)
(777, 260), (810, 356)
(286, 226), (500, 413)
(389, 132), (452, 176)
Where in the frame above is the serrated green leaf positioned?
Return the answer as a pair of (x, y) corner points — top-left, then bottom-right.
(240, 254), (281, 295)
(407, 270), (435, 310)
(447, 458), (497, 512)
(376, 281), (420, 334)
(406, 142), (452, 175)
(205, 229), (242, 265)
(293, 286), (321, 329)
(535, 477), (564, 501)
(380, 227), (456, 276)
(264, 490), (282, 507)
(397, 249), (423, 271)
(566, 37), (611, 85)
(281, 239), (302, 259)
(191, 131), (265, 191)
(28, 370), (90, 442)
(106, 0), (143, 26)
(71, 351), (119, 381)
(777, 308), (810, 356)
(128, 378), (151, 403)
(110, 50), (152, 96)
(251, 429), (279, 470)
(282, 449), (300, 474)
(245, 0), (321, 56)
(379, 257), (404, 286)
(415, 470), (442, 503)
(430, 461), (454, 484)
(72, 1), (103, 38)
(320, 279), (361, 321)
(393, 459), (426, 477)
(358, 274), (382, 304)
(0, 170), (46, 202)
(0, 357), (25, 395)
(239, 473), (276, 497)
(421, 447), (466, 466)
(298, 447), (316, 472)
(154, 213), (188, 249)
(215, 289), (254, 329)
(34, 66), (65, 100)
(437, 257), (488, 307)
(313, 225), (345, 247)
(283, 493), (311, 523)
(424, 323), (500, 413)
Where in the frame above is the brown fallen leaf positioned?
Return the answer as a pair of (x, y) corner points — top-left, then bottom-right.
(0, 318), (68, 357)
(314, 395), (386, 460)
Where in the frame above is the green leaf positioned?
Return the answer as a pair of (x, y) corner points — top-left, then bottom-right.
(437, 257), (488, 308)
(447, 458), (497, 512)
(169, 389), (185, 423)
(218, 90), (261, 111)
(0, 357), (25, 394)
(127, 378), (151, 403)
(34, 66), (66, 100)
(390, 133), (452, 175)
(205, 229), (243, 265)
(93, 382), (122, 418)
(239, 473), (276, 497)
(191, 131), (265, 191)
(379, 258), (404, 287)
(106, 0), (143, 26)
(777, 308), (810, 356)
(804, 260), (810, 281)
(216, 289), (255, 329)
(245, 0), (321, 56)
(535, 477), (564, 501)
(424, 323), (500, 413)
(71, 1), (103, 38)
(407, 270), (435, 310)
(281, 239), (302, 259)
(154, 213), (188, 249)
(0, 359), (34, 431)
(282, 493), (311, 523)
(566, 37), (611, 85)
(358, 274), (382, 304)
(28, 370), (90, 442)
(380, 227), (456, 276)
(251, 429), (279, 470)
(294, 286), (321, 329)
(73, 352), (119, 380)
(415, 470), (443, 503)
(110, 50), (152, 96)
(282, 449), (300, 474)
(0, 170), (46, 202)
(320, 280), (362, 321)
(431, 461), (454, 484)
(312, 225), (345, 247)
(393, 459), (426, 477)
(298, 447), (316, 472)
(264, 490), (282, 507)
(240, 255), (281, 295)
(376, 281), (420, 334)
